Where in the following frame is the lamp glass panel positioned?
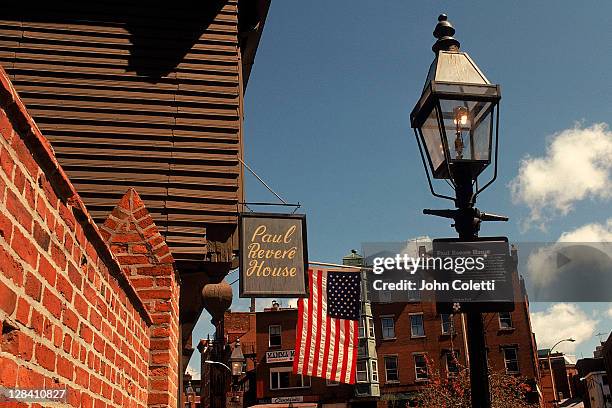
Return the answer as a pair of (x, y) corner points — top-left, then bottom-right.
(439, 99), (493, 162)
(420, 106), (445, 172)
(231, 361), (242, 376)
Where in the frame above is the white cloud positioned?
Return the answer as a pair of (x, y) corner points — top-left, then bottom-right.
(607, 306), (612, 319)
(531, 303), (598, 353)
(509, 123), (612, 229)
(558, 218), (612, 242)
(185, 364), (200, 380)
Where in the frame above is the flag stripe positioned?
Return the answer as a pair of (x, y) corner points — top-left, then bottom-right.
(350, 320), (358, 383)
(293, 297), (304, 374)
(315, 270), (326, 378)
(301, 271), (314, 376)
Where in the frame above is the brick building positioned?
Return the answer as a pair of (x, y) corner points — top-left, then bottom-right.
(215, 307), (355, 408)
(0, 67), (180, 406)
(537, 350), (577, 407)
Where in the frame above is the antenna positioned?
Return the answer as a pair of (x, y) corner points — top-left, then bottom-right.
(596, 332), (607, 343)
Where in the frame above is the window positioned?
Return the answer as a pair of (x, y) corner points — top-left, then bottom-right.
(410, 314), (425, 337)
(414, 354), (428, 380)
(371, 359), (379, 383)
(499, 312), (513, 329)
(358, 318), (365, 338)
(269, 325), (281, 347)
(270, 367), (310, 389)
(503, 348), (519, 373)
(384, 356), (399, 382)
(381, 317), (395, 339)
(356, 360), (368, 382)
(368, 317), (375, 337)
(326, 379), (339, 386)
(446, 351), (459, 377)
(441, 314), (453, 334)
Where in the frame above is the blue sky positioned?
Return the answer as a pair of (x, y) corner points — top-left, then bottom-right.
(188, 1), (612, 373)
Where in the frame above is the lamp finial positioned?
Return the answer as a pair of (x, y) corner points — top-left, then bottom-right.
(432, 14), (460, 54)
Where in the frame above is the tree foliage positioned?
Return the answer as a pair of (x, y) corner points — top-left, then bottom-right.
(411, 355), (538, 408)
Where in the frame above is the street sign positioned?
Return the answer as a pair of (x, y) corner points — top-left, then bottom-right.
(432, 237), (515, 314)
(265, 350), (295, 363)
(239, 213), (308, 298)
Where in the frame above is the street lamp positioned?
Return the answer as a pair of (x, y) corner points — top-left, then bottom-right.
(229, 339), (245, 378)
(410, 14), (507, 408)
(547, 338), (575, 407)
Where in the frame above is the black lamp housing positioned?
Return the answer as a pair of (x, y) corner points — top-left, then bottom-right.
(410, 15), (501, 198)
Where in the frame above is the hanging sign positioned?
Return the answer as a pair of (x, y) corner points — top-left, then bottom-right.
(239, 213), (308, 298)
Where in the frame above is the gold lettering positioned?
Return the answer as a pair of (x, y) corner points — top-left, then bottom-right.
(283, 225), (297, 243)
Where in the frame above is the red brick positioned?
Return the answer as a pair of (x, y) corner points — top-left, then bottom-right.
(0, 355), (18, 387)
(39, 175), (58, 207)
(50, 242), (66, 271)
(136, 265), (173, 276)
(42, 287), (62, 318)
(56, 355), (73, 380)
(38, 255), (56, 286)
(138, 288), (172, 300)
(58, 204), (76, 232)
(15, 298), (30, 325)
(32, 221), (50, 251)
(81, 392), (93, 408)
(90, 309), (102, 331)
(0, 280), (17, 315)
(62, 333), (71, 354)
(75, 365), (89, 388)
(0, 209), (13, 242)
(24, 182), (35, 210)
(0, 245), (23, 285)
(0, 147), (15, 179)
(56, 273), (73, 302)
(80, 322), (93, 344)
(29, 309), (44, 335)
(62, 308), (79, 333)
(35, 342), (55, 371)
(17, 366), (44, 388)
(6, 189), (31, 231)
(13, 166), (25, 193)
(1, 329), (34, 361)
(24, 272), (42, 302)
(11, 228), (37, 268)
(11, 136), (39, 179)
(116, 254), (150, 265)
(67, 262), (82, 290)
(74, 293), (88, 318)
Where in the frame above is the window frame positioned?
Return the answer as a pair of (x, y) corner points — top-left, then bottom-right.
(440, 314), (453, 335)
(358, 317), (365, 339)
(368, 317), (375, 338)
(371, 359), (379, 383)
(414, 353), (428, 381)
(384, 355), (399, 383)
(498, 312), (513, 329)
(268, 325), (282, 348)
(409, 313), (426, 338)
(502, 347), (520, 374)
(356, 360), (369, 383)
(446, 351), (460, 377)
(380, 315), (396, 340)
(269, 366), (311, 390)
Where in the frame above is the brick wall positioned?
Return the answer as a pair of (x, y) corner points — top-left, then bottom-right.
(0, 66), (179, 407)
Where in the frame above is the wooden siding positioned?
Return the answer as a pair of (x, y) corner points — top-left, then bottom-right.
(0, 1), (248, 263)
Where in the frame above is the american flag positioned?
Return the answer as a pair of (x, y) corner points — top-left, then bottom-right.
(293, 268), (361, 384)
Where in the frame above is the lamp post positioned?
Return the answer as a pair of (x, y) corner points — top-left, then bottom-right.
(547, 338), (575, 407)
(410, 14), (507, 408)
